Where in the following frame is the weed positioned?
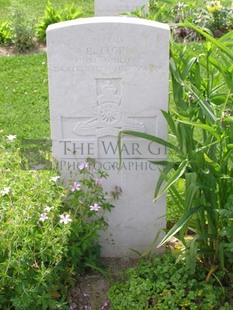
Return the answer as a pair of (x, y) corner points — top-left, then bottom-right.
(0, 21), (11, 45)
(0, 133), (116, 308)
(109, 251), (226, 309)
(37, 1), (83, 43)
(10, 5), (36, 52)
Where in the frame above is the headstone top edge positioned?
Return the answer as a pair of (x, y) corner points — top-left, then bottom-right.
(46, 16), (169, 33)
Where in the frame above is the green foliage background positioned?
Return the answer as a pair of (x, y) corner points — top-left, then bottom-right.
(0, 53), (49, 139)
(0, 0), (94, 21)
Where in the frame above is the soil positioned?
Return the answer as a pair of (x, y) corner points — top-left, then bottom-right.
(0, 45), (15, 56)
(62, 237), (233, 309)
(67, 258), (139, 310)
(67, 237), (180, 309)
(0, 43), (46, 56)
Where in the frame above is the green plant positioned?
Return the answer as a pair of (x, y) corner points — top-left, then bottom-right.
(0, 133), (116, 308)
(125, 0), (175, 22)
(0, 133), (70, 308)
(166, 178), (185, 228)
(129, 0), (233, 41)
(37, 1), (83, 42)
(10, 5), (36, 52)
(109, 251), (226, 309)
(0, 0), (93, 23)
(126, 0), (202, 41)
(0, 21), (11, 45)
(36, 2), (62, 42)
(0, 53), (50, 140)
(148, 0), (178, 22)
(61, 159), (115, 273)
(205, 1), (233, 36)
(118, 27), (233, 273)
(219, 195), (233, 267)
(62, 2), (83, 20)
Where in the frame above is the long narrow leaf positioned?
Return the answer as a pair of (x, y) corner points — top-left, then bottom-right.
(186, 235), (199, 273)
(181, 57), (197, 80)
(119, 130), (180, 153)
(168, 182), (184, 207)
(161, 110), (177, 135)
(185, 84), (218, 124)
(223, 147), (233, 163)
(154, 163), (176, 201)
(169, 57), (184, 85)
(177, 119), (220, 140)
(209, 57), (233, 91)
(149, 160), (174, 166)
(154, 159), (189, 200)
(157, 205), (206, 247)
(179, 23), (233, 60)
(185, 173), (200, 212)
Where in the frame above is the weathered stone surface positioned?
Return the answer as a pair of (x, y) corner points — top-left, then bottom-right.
(95, 0), (148, 16)
(47, 17), (169, 257)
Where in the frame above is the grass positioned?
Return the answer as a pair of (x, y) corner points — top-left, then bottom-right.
(0, 0), (94, 22)
(0, 53), (49, 139)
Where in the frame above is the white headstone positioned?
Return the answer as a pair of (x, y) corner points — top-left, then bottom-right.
(95, 0), (148, 16)
(47, 17), (169, 257)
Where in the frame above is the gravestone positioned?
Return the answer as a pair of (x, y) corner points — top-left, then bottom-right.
(47, 17), (169, 257)
(95, 0), (148, 16)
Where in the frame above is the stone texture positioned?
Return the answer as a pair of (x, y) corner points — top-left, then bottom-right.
(47, 17), (169, 257)
(95, 0), (148, 16)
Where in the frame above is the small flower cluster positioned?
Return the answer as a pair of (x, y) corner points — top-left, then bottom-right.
(0, 187), (10, 196)
(204, 0), (233, 36)
(39, 206), (53, 222)
(71, 182), (81, 192)
(207, 1), (222, 13)
(95, 178), (103, 185)
(59, 213), (72, 224)
(90, 203), (101, 212)
(6, 134), (17, 141)
(78, 162), (88, 170)
(39, 205), (72, 225)
(70, 161), (103, 212)
(49, 176), (60, 182)
(70, 180), (102, 212)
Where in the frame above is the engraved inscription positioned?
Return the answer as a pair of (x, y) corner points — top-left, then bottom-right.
(90, 36), (123, 44)
(73, 78), (145, 137)
(86, 46), (127, 55)
(57, 139), (166, 160)
(49, 36), (157, 74)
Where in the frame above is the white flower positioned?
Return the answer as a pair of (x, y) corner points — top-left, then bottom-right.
(0, 187), (10, 196)
(90, 203), (101, 212)
(39, 213), (48, 222)
(78, 162), (88, 170)
(95, 178), (103, 185)
(59, 214), (72, 224)
(49, 176), (60, 182)
(6, 135), (17, 141)
(71, 182), (81, 192)
(43, 206), (53, 213)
